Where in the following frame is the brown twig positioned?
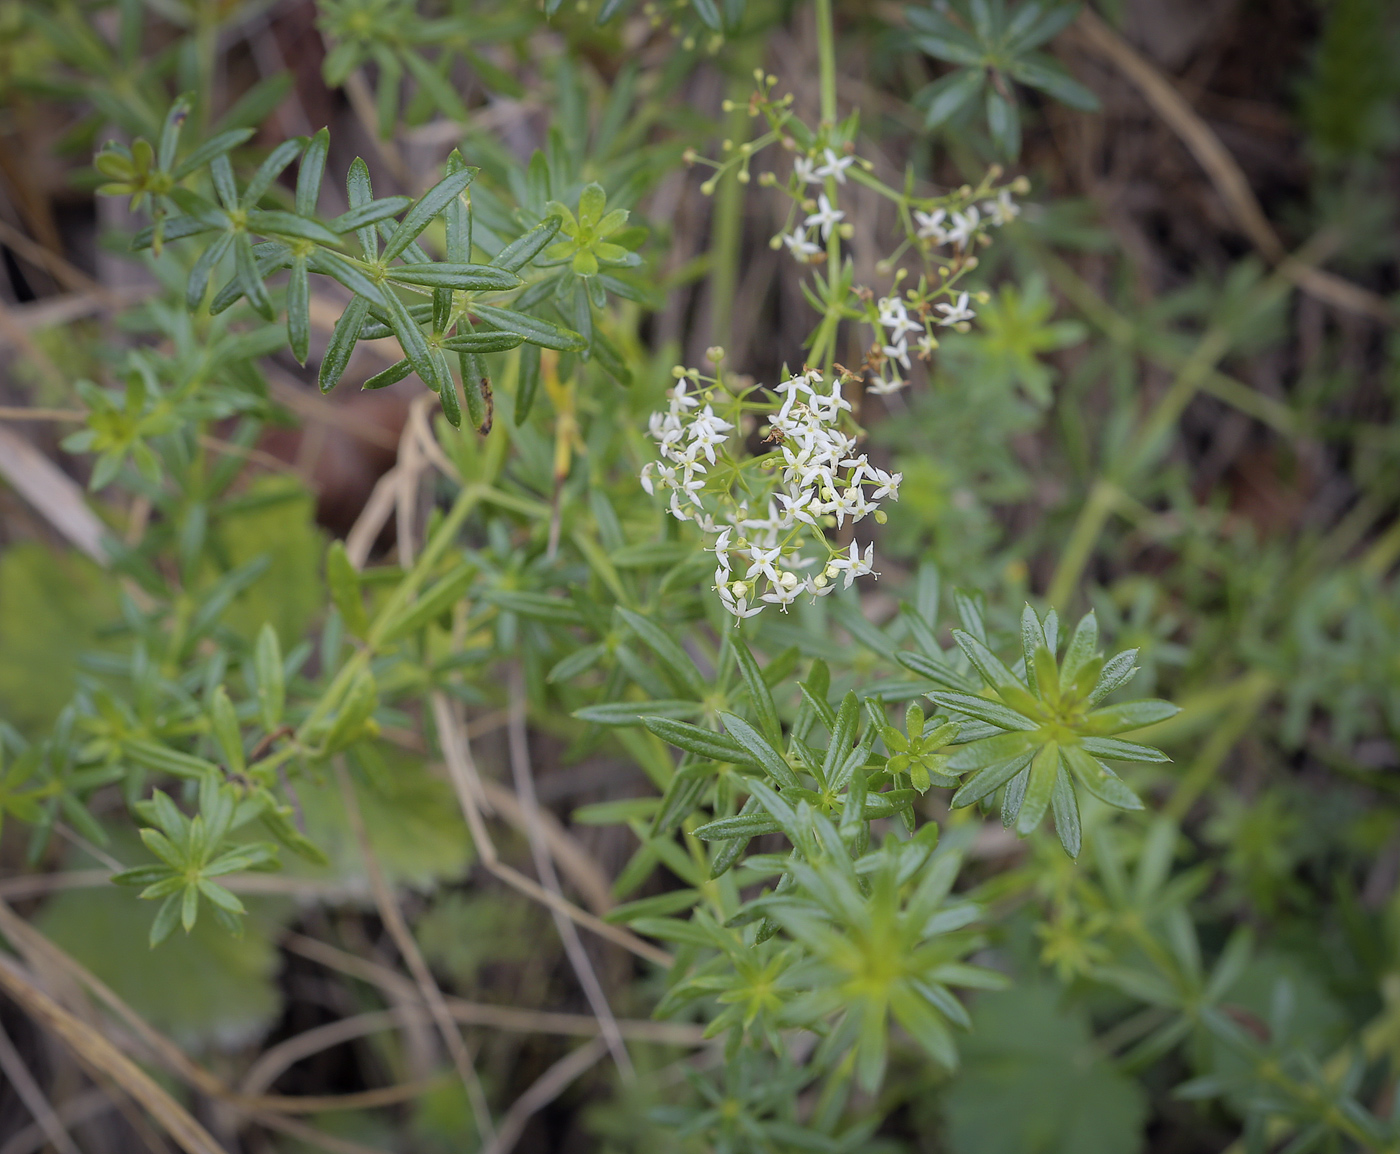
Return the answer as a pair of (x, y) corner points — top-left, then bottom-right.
(505, 666), (634, 1080)
(332, 761), (497, 1147)
(483, 1038), (609, 1154)
(0, 953), (227, 1154)
(0, 1016), (86, 1154)
(0, 1088), (111, 1154)
(429, 691), (675, 969)
(1070, 9), (1394, 324)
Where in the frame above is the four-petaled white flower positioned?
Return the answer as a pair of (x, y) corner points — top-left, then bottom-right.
(814, 147), (855, 183)
(804, 194), (844, 241)
(641, 368), (900, 620)
(946, 206), (980, 247)
(982, 188), (1019, 226)
(935, 292), (976, 326)
(882, 339), (911, 370)
(782, 229), (821, 263)
(793, 156), (819, 185)
(914, 208), (948, 244)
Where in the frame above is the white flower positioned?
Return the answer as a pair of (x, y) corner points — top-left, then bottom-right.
(916, 333), (939, 358)
(782, 229), (821, 263)
(982, 188), (1019, 226)
(814, 147), (854, 183)
(804, 194), (844, 241)
(867, 372), (906, 396)
(793, 155), (819, 185)
(761, 581), (800, 610)
(641, 368), (894, 620)
(946, 206), (980, 247)
(914, 208), (948, 244)
(867, 467), (902, 501)
(825, 541), (876, 589)
(744, 545), (783, 584)
(882, 338), (911, 370)
(877, 295), (920, 342)
(935, 292), (976, 326)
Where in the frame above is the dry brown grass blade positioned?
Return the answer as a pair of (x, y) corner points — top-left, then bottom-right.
(0, 1015), (86, 1154)
(0, 425), (110, 564)
(430, 691), (675, 969)
(0, 953), (228, 1154)
(245, 1111), (385, 1154)
(0, 1088), (111, 1154)
(506, 666), (634, 1081)
(242, 1000), (708, 1099)
(1072, 9), (1394, 324)
(333, 761), (497, 1146)
(483, 1038), (609, 1154)
(477, 778), (614, 916)
(344, 465), (401, 567)
(0, 219), (115, 304)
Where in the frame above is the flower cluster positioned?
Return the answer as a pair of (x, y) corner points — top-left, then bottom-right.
(641, 368), (900, 619)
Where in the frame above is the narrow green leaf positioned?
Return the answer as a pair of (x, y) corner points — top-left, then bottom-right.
(319, 295), (370, 393)
(385, 263), (521, 291)
(718, 712), (799, 789)
(327, 540), (369, 637)
(1015, 741), (1059, 835)
(363, 358), (413, 390)
(493, 216), (562, 272)
(641, 716), (747, 763)
(296, 127), (330, 215)
(233, 232), (274, 320)
(733, 639), (781, 745)
(515, 341), (541, 422)
(287, 255), (310, 365)
(346, 156), (378, 257)
(470, 303), (588, 352)
(617, 606), (706, 698)
(382, 168), (476, 262)
(254, 624), (284, 732)
(1050, 765), (1081, 857)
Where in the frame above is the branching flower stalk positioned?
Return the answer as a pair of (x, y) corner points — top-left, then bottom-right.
(641, 363), (899, 618)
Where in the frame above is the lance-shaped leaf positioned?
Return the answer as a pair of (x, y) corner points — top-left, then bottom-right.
(245, 210), (342, 246)
(381, 167), (476, 262)
(287, 255), (310, 365)
(470, 303), (588, 351)
(328, 196), (413, 235)
(296, 127), (330, 215)
(928, 691), (1038, 732)
(641, 716), (748, 764)
(493, 216), (562, 272)
(319, 295), (370, 393)
(241, 137), (307, 207)
(385, 263), (521, 291)
(172, 127), (255, 180)
(363, 359), (413, 390)
(441, 331), (524, 353)
(717, 713), (799, 790)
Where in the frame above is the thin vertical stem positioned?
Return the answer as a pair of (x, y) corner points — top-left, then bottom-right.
(814, 0), (838, 126)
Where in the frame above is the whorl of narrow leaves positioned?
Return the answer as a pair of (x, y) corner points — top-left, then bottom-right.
(928, 602), (1178, 858)
(101, 101), (646, 433)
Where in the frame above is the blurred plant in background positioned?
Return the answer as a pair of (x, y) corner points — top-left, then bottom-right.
(0, 0), (1396, 1152)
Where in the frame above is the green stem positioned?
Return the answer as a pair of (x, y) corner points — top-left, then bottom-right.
(814, 0), (838, 126)
(709, 47), (762, 351)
